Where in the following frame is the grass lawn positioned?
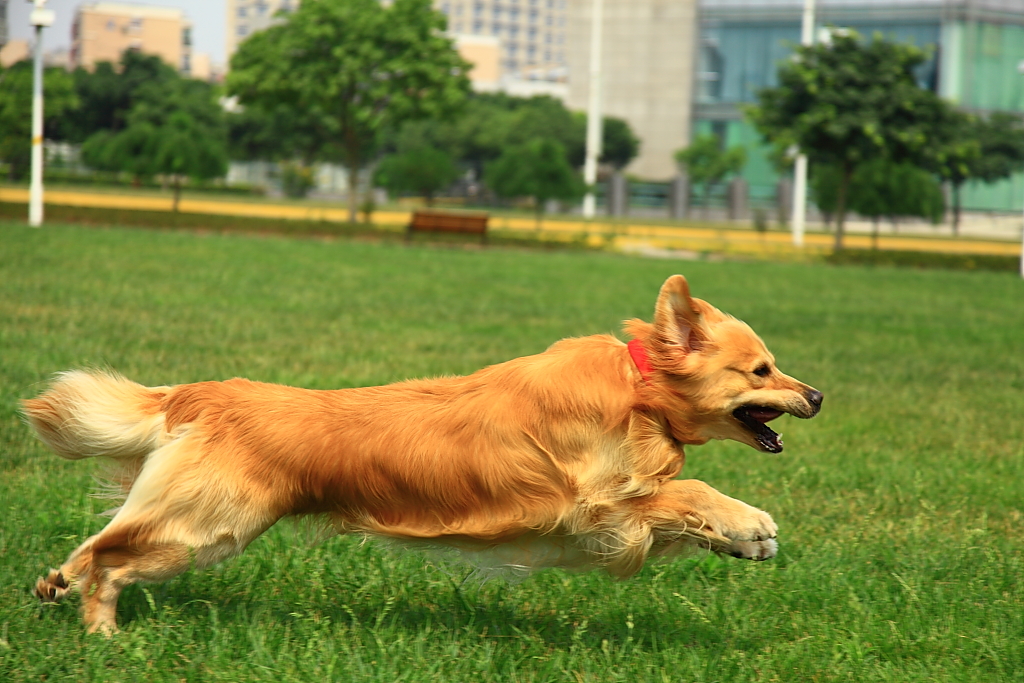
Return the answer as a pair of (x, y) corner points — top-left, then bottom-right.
(1, 222), (1022, 682)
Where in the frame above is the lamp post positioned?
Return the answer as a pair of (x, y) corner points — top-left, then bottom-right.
(790, 0), (816, 247)
(28, 0), (55, 228)
(1018, 59), (1024, 278)
(581, 0), (603, 219)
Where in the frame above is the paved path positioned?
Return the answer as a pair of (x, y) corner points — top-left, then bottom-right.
(2, 187), (1020, 258)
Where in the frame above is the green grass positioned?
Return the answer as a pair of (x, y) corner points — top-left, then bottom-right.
(1, 221), (1023, 682)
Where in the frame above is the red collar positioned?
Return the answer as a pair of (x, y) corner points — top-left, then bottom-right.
(627, 339), (654, 383)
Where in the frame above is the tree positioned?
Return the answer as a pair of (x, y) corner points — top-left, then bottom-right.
(57, 51), (177, 143)
(674, 134), (747, 219)
(81, 78), (227, 209)
(931, 111), (1024, 236)
(227, 0), (471, 222)
(485, 139), (585, 229)
(747, 32), (947, 250)
(0, 62), (78, 180)
(374, 146), (460, 205)
(848, 159), (944, 247)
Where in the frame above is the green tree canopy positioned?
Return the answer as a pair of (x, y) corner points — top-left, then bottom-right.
(674, 134), (747, 218)
(57, 51), (177, 143)
(0, 62), (78, 180)
(227, 0), (471, 221)
(81, 78), (227, 210)
(485, 139), (584, 228)
(746, 31), (948, 249)
(374, 146), (460, 205)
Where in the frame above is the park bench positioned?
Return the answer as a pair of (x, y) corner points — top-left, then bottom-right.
(406, 209), (489, 245)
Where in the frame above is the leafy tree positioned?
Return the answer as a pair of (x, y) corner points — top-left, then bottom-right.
(485, 139), (584, 229)
(374, 146), (460, 206)
(848, 159), (944, 246)
(573, 114), (640, 170)
(81, 78), (227, 209)
(931, 111), (1024, 236)
(227, 0), (471, 222)
(57, 52), (177, 143)
(0, 62), (78, 180)
(747, 32), (947, 249)
(674, 134), (747, 218)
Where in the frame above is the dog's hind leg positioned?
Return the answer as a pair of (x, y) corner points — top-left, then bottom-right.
(36, 434), (279, 634)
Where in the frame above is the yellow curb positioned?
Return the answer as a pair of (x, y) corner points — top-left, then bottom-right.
(2, 187), (1019, 258)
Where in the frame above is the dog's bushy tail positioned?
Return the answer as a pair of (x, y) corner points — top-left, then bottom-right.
(22, 370), (170, 461)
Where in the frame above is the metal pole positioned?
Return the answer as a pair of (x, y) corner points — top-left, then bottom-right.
(581, 0), (603, 219)
(28, 0), (54, 228)
(791, 0), (816, 247)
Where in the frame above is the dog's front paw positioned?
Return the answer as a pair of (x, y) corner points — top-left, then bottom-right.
(34, 569), (69, 602)
(728, 538), (778, 561)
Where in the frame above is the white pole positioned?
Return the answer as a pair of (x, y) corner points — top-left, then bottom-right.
(28, 0), (54, 228)
(791, 0), (816, 247)
(581, 0), (603, 219)
(1018, 60), (1024, 278)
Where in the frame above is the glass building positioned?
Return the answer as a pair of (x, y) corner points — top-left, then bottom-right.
(696, 0), (1024, 212)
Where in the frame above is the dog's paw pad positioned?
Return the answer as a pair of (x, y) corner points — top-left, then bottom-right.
(34, 570), (69, 602)
(729, 538), (778, 561)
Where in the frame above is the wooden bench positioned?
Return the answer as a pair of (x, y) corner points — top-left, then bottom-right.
(406, 209), (489, 245)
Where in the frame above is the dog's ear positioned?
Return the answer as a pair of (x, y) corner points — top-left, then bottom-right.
(653, 275), (710, 354)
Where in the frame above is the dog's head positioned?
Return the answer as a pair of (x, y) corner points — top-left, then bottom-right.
(628, 275), (822, 453)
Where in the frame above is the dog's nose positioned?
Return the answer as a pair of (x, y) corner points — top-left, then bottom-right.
(805, 390), (823, 411)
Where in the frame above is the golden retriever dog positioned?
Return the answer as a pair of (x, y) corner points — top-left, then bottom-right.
(25, 274), (821, 634)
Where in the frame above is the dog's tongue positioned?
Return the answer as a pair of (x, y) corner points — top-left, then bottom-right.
(747, 408), (783, 423)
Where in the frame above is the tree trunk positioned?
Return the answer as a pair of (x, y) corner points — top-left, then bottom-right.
(952, 183), (962, 237)
(425, 190), (434, 208)
(872, 217), (879, 250)
(833, 164), (852, 251)
(703, 184), (712, 221)
(172, 177), (182, 212)
(346, 167), (359, 223)
(535, 203), (543, 233)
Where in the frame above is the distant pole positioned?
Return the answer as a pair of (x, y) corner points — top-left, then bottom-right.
(28, 0), (55, 228)
(1018, 60), (1024, 278)
(791, 0), (816, 247)
(581, 0), (603, 219)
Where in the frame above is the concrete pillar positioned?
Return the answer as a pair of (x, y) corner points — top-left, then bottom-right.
(669, 172), (689, 220)
(727, 177), (748, 221)
(776, 178), (792, 227)
(607, 171), (628, 217)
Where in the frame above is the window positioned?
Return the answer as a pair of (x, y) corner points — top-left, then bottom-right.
(182, 27), (192, 46)
(237, 7), (247, 17)
(237, 25), (249, 36)
(106, 19), (116, 31)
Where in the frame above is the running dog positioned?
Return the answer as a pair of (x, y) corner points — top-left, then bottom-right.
(26, 274), (822, 633)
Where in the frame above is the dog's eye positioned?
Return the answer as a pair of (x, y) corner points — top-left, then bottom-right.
(752, 364), (771, 377)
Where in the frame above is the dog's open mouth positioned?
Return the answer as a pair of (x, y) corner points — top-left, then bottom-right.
(733, 406), (785, 453)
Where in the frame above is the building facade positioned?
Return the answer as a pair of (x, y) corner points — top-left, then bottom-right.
(567, 0), (699, 179)
(696, 0), (1024, 211)
(71, 3), (194, 74)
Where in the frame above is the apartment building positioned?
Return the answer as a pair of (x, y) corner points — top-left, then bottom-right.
(70, 2), (194, 74)
(226, 0), (295, 59)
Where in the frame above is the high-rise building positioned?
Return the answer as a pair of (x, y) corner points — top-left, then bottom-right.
(71, 2), (194, 74)
(226, 0), (295, 61)
(0, 0), (8, 49)
(697, 0), (1024, 212)
(567, 0), (699, 179)
(439, 0), (569, 83)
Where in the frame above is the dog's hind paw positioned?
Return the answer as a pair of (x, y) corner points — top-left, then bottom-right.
(728, 538), (778, 561)
(34, 569), (70, 602)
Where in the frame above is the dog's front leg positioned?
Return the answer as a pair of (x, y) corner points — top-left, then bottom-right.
(642, 479), (778, 561)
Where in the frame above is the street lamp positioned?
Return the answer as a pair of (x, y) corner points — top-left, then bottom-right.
(1018, 59), (1024, 278)
(581, 0), (603, 219)
(790, 0), (816, 247)
(28, 0), (55, 228)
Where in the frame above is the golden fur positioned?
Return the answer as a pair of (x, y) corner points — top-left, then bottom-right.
(25, 275), (821, 634)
